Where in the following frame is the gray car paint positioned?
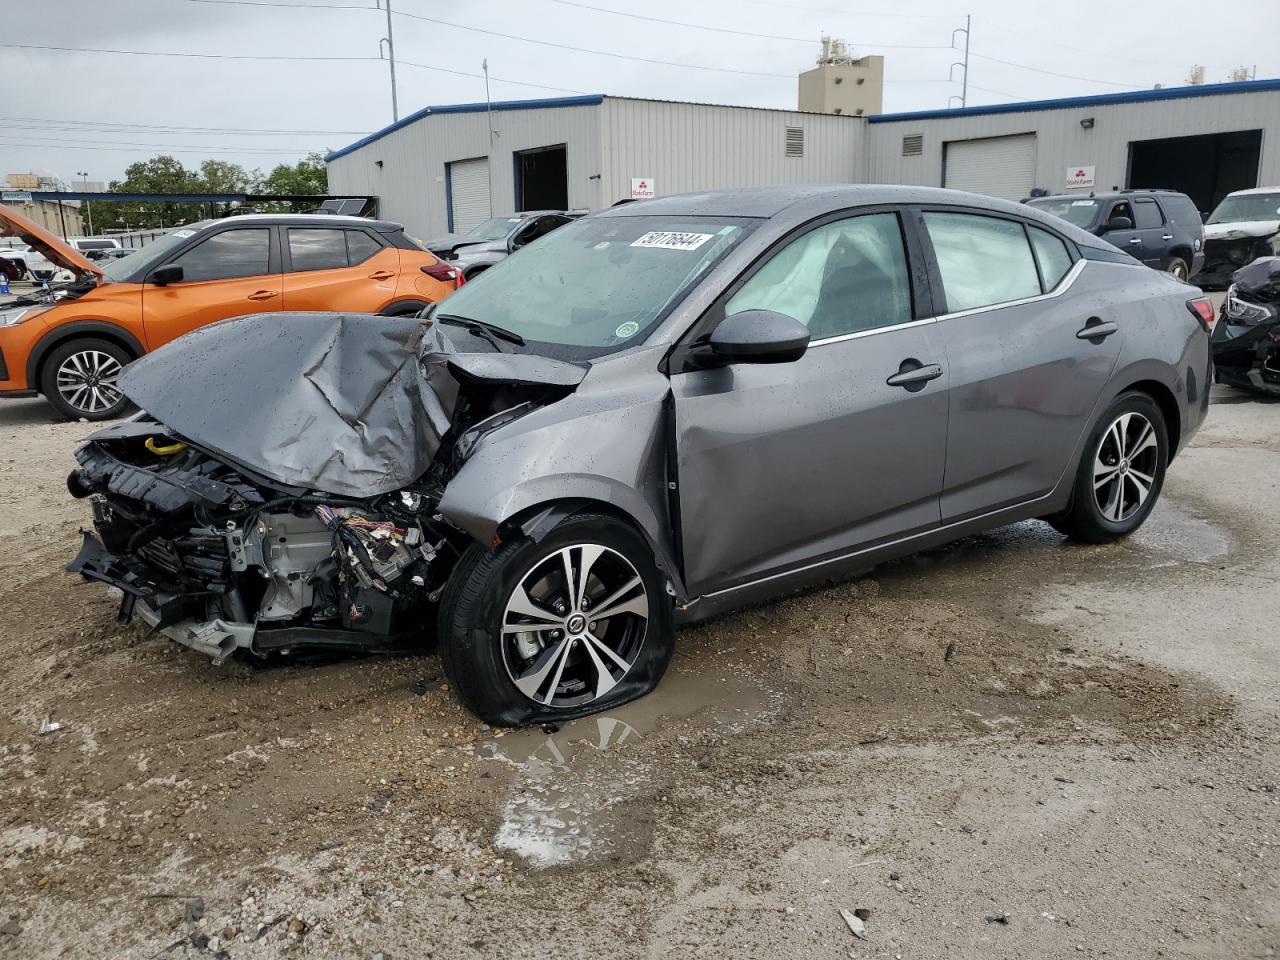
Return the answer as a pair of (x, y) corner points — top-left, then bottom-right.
(433, 185), (1209, 622)
(115, 185), (1210, 631)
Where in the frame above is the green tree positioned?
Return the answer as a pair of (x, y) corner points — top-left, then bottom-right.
(258, 153), (329, 212)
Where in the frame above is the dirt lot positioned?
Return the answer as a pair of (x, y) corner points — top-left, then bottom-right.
(1, 381), (1277, 960)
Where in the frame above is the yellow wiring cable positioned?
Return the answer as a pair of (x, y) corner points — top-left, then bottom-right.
(144, 437), (187, 456)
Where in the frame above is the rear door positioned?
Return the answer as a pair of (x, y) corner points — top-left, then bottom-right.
(1131, 196), (1168, 268)
(672, 209), (949, 596)
(280, 227), (399, 312)
(140, 226), (281, 349)
(1100, 199), (1145, 261)
(918, 209), (1122, 520)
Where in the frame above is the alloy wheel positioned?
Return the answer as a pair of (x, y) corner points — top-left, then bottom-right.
(501, 543), (649, 709)
(56, 350), (124, 415)
(1093, 411), (1159, 523)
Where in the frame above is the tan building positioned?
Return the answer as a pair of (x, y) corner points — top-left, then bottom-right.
(798, 38), (884, 117)
(3, 198), (85, 238)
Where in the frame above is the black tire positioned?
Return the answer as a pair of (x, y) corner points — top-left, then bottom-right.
(437, 511), (674, 726)
(1047, 391), (1168, 543)
(1166, 256), (1190, 281)
(40, 338), (134, 421)
(378, 300), (430, 317)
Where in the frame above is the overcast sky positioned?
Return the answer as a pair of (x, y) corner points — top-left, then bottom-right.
(5, 0), (1279, 185)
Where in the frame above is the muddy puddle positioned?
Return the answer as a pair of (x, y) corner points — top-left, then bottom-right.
(466, 666), (777, 868)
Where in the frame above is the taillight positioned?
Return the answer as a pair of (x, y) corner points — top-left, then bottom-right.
(1186, 297), (1217, 333)
(420, 261), (460, 283)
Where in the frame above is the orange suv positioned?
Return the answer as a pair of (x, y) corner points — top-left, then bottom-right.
(0, 205), (461, 420)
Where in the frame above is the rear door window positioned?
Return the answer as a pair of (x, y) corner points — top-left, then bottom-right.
(173, 229), (271, 281)
(345, 230), (383, 265)
(288, 228), (348, 271)
(922, 212), (1041, 312)
(1133, 199), (1164, 230)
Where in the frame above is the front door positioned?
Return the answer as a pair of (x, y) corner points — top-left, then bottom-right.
(672, 210), (949, 597)
(140, 226), (282, 350)
(1131, 197), (1169, 268)
(918, 210), (1123, 521)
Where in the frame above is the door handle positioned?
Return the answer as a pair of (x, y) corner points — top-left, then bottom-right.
(1161, 234), (1173, 241)
(247, 289), (278, 301)
(1076, 317), (1118, 341)
(886, 360), (943, 391)
(1127, 238), (1142, 244)
(368, 270), (395, 281)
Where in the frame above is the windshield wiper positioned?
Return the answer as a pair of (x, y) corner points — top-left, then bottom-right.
(434, 313), (526, 346)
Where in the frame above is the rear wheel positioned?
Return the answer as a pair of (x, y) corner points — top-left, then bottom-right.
(40, 338), (133, 421)
(437, 511), (674, 726)
(1166, 256), (1189, 281)
(1046, 392), (1167, 543)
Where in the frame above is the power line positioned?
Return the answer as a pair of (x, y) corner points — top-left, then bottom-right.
(540, 0), (950, 48)
(0, 133), (316, 154)
(0, 139), (312, 158)
(178, 0), (374, 7)
(388, 8), (797, 78)
(0, 41), (378, 62)
(968, 52), (1142, 90)
(731, 0), (958, 17)
(0, 116), (370, 136)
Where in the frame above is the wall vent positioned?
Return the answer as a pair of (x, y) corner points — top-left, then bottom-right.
(902, 134), (924, 157)
(785, 126), (805, 157)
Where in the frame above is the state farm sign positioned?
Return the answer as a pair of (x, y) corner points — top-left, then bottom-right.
(1066, 165), (1096, 189)
(630, 177), (656, 200)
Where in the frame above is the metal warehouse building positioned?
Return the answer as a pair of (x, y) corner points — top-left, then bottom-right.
(326, 78), (1280, 237)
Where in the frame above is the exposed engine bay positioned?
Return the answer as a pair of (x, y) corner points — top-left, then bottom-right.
(1212, 257), (1280, 396)
(67, 312), (584, 663)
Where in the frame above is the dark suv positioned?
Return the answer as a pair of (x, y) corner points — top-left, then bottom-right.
(1026, 190), (1204, 281)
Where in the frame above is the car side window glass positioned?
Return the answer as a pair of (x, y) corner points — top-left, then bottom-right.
(922, 212), (1041, 312)
(1028, 226), (1074, 292)
(1133, 199), (1163, 229)
(288, 229), (348, 272)
(1110, 201), (1133, 224)
(173, 229), (271, 282)
(725, 212), (911, 339)
(346, 230), (383, 265)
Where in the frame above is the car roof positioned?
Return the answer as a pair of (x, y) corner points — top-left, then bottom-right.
(1225, 185), (1280, 196)
(193, 213), (407, 232)
(1029, 189), (1189, 202)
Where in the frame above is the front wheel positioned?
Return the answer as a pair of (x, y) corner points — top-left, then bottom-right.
(437, 511), (674, 726)
(40, 338), (133, 421)
(1046, 392), (1168, 543)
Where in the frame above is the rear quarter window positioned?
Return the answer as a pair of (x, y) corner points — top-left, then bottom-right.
(1158, 194), (1202, 227)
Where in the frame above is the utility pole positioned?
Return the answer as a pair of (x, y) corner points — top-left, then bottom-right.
(77, 171), (93, 235)
(378, 0), (399, 122)
(950, 14), (971, 108)
(483, 58), (495, 216)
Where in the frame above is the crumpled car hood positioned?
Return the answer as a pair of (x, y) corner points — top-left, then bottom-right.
(116, 312), (585, 497)
(1204, 220), (1280, 241)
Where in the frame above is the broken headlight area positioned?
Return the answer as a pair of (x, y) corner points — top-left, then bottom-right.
(1212, 258), (1280, 395)
(66, 421), (460, 664)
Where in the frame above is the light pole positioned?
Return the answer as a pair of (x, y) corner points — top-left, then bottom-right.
(950, 15), (971, 108)
(76, 171), (94, 235)
(377, 0), (399, 122)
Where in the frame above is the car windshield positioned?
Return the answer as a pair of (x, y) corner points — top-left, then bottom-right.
(1026, 197), (1099, 228)
(1207, 193), (1280, 224)
(100, 226), (206, 282)
(433, 215), (755, 358)
(466, 217), (524, 240)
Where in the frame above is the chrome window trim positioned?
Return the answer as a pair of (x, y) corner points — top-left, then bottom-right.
(806, 257), (1088, 349)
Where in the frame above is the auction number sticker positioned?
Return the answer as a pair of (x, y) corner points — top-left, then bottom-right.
(614, 320), (640, 339)
(631, 231), (713, 251)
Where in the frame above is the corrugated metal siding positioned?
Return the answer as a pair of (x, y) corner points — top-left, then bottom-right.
(597, 98), (863, 204)
(865, 90), (1280, 194)
(327, 103), (602, 238)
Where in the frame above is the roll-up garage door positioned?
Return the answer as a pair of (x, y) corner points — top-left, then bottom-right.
(447, 157), (490, 232)
(943, 134), (1037, 201)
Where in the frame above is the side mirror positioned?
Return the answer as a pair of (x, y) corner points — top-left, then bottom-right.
(708, 310), (810, 364)
(150, 263), (184, 286)
(1104, 216), (1134, 232)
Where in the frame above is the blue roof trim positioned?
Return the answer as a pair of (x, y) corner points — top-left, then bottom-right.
(868, 77), (1280, 124)
(324, 94), (605, 162)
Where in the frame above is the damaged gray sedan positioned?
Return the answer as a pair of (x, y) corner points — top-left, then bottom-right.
(68, 186), (1213, 725)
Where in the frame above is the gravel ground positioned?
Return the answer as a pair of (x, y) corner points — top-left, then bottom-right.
(0, 377), (1276, 960)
